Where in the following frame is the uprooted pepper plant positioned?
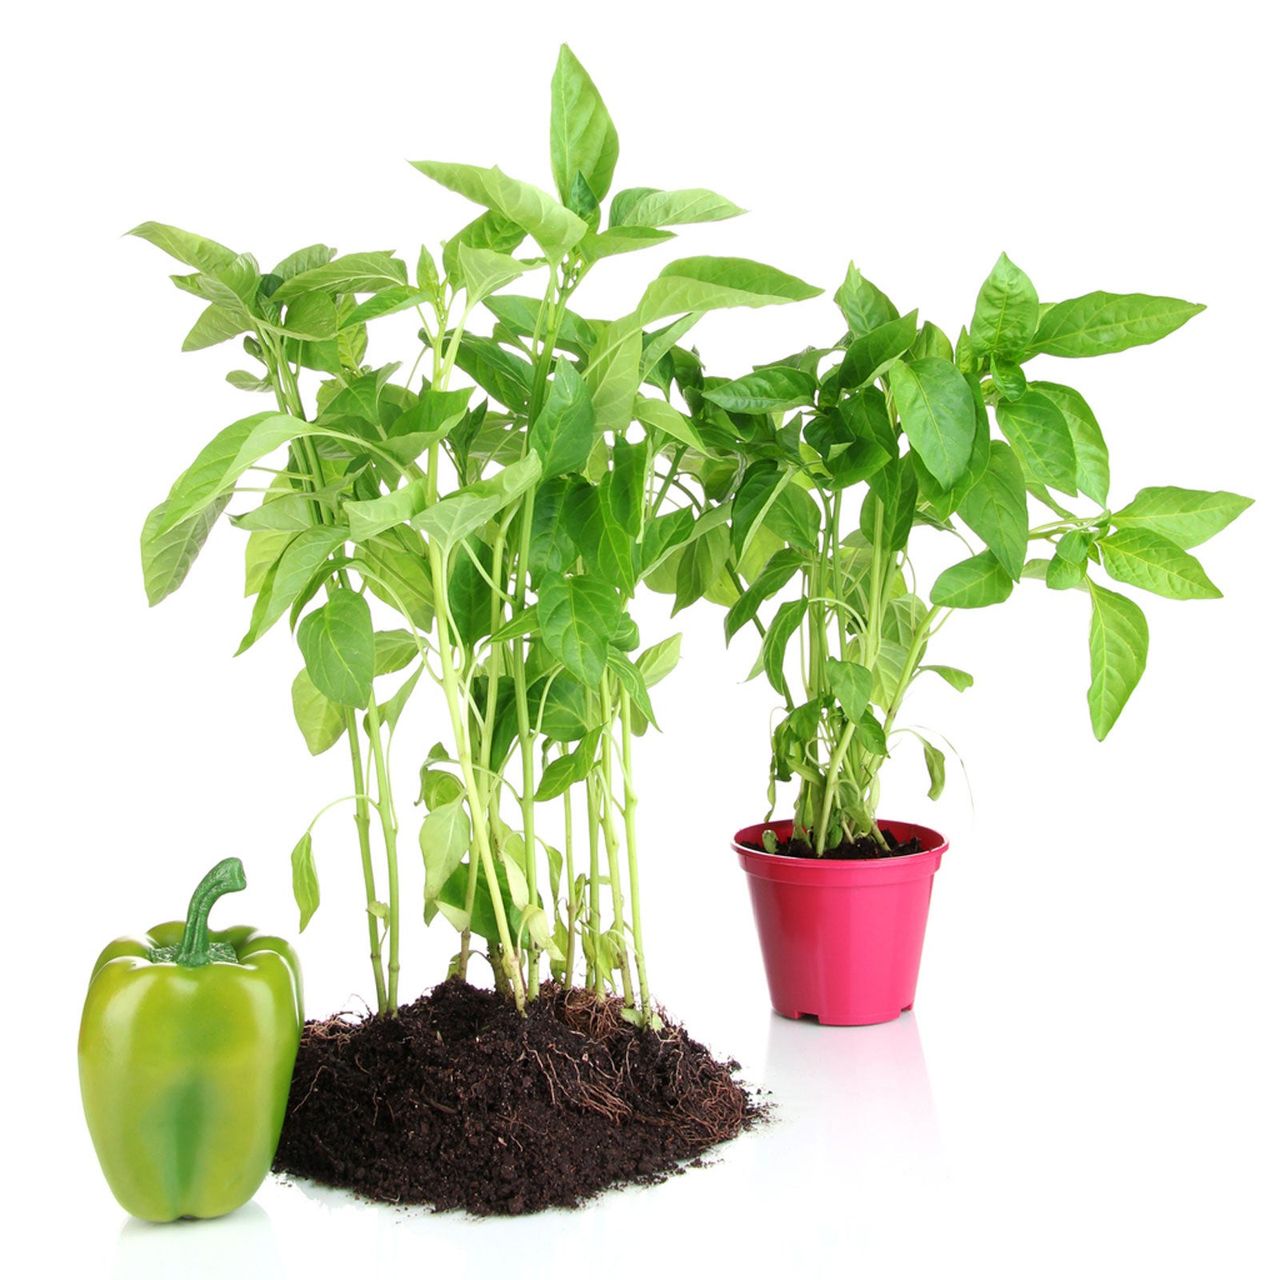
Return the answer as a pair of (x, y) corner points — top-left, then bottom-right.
(135, 46), (818, 1212)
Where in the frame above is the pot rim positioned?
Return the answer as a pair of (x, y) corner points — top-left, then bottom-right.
(732, 817), (948, 868)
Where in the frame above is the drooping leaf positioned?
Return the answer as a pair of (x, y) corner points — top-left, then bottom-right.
(420, 799), (471, 905)
(761, 599), (808, 696)
(141, 493), (230, 606)
(297, 587), (375, 707)
(957, 441), (1028, 580)
(725, 548), (804, 641)
(1087, 580), (1149, 739)
(290, 831), (320, 931)
(921, 739), (946, 800)
(290, 668), (345, 755)
(239, 527), (349, 652)
(920, 665), (974, 692)
(1030, 382), (1110, 505)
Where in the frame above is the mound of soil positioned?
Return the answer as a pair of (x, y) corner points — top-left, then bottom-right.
(765, 828), (924, 860)
(273, 980), (759, 1215)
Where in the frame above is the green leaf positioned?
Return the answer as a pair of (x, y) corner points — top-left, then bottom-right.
(887, 357), (975, 490)
(579, 226), (676, 264)
(834, 263), (899, 338)
(534, 731), (602, 802)
(1110, 486), (1252, 549)
(1029, 292), (1204, 358)
(584, 320), (642, 433)
(158, 412), (317, 532)
(704, 366), (817, 414)
(297, 587), (375, 707)
(920, 665), (973, 691)
(633, 396), (706, 452)
(610, 187), (744, 228)
(458, 244), (534, 304)
(761, 599), (807, 696)
(359, 528), (435, 630)
(607, 650), (659, 730)
(1087, 580), (1149, 739)
(857, 707), (889, 757)
(957, 441), (1028, 579)
(290, 668), (345, 756)
(129, 221), (238, 274)
(825, 658), (872, 722)
(970, 253), (1039, 357)
(341, 285), (435, 327)
(345, 480), (430, 541)
(411, 160), (587, 262)
(290, 831), (320, 931)
(531, 358), (597, 477)
(1098, 529), (1221, 599)
(271, 251), (408, 305)
(537, 575), (622, 686)
(921, 739), (946, 800)
(1046, 547), (1088, 590)
(726, 548), (803, 641)
(140, 493), (229, 606)
(995, 390), (1077, 494)
(1029, 382), (1109, 505)
(238, 527), (348, 652)
(731, 462), (792, 559)
(420, 799), (471, 905)
(837, 311), (918, 390)
(414, 453), (542, 550)
(550, 45), (619, 206)
(931, 550), (1015, 608)
(183, 304), (248, 352)
(634, 257), (822, 328)
(636, 634), (682, 686)
(375, 629), (419, 675)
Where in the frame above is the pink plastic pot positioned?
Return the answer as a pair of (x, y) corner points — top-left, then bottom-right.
(733, 819), (948, 1026)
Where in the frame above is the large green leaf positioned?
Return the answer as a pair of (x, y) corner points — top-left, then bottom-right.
(420, 799), (471, 906)
(761, 599), (808, 696)
(725, 549), (804, 641)
(705, 366), (817, 414)
(887, 357), (975, 490)
(457, 244), (534, 304)
(1098, 529), (1221, 599)
(411, 160), (587, 262)
(578, 226), (676, 264)
(931, 550), (1014, 608)
(129, 221), (239, 275)
(609, 187), (744, 228)
(970, 253), (1039, 357)
(995, 390), (1077, 494)
(731, 461), (792, 559)
(550, 45), (619, 205)
(414, 453), (542, 550)
(825, 658), (873, 722)
(297, 588), (375, 707)
(634, 257), (821, 328)
(584, 321), (642, 431)
(837, 311), (918, 390)
(957, 441), (1028, 579)
(1029, 291), (1204, 358)
(537, 575), (622, 686)
(345, 480), (430, 541)
(1110, 486), (1252, 549)
(271, 252), (408, 305)
(158, 412), (318, 532)
(1030, 382), (1109, 505)
(183, 304), (248, 352)
(140, 494), (230, 606)
(1087, 581), (1149, 739)
(530, 358), (597, 477)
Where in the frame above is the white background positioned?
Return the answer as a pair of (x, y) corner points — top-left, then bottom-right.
(5, 2), (1277, 1276)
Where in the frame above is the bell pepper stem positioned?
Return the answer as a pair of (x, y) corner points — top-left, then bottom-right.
(172, 858), (247, 968)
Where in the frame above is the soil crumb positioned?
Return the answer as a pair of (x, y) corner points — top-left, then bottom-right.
(274, 980), (760, 1215)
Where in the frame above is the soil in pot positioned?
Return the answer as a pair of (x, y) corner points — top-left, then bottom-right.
(273, 979), (760, 1215)
(758, 827), (923, 860)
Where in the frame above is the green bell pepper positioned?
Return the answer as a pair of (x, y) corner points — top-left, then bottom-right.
(78, 857), (303, 1222)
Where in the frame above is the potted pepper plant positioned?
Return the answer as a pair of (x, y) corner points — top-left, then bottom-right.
(647, 254), (1249, 1024)
(129, 46), (819, 1212)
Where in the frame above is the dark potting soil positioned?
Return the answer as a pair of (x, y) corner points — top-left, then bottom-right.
(273, 979), (760, 1215)
(760, 828), (924, 860)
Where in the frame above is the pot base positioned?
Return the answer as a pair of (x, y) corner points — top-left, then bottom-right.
(775, 1002), (913, 1027)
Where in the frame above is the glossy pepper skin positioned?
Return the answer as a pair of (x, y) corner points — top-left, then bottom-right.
(78, 858), (303, 1222)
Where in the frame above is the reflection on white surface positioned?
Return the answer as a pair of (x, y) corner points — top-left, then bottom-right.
(760, 1011), (944, 1183)
(113, 1200), (282, 1280)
